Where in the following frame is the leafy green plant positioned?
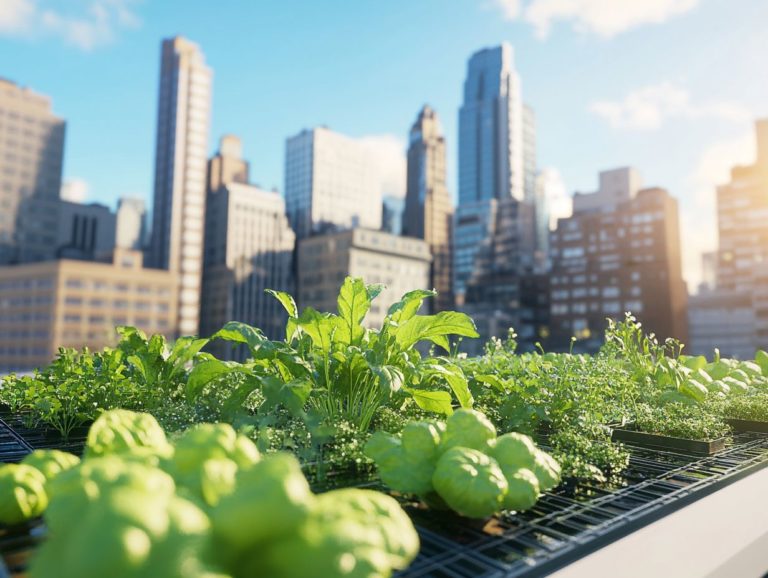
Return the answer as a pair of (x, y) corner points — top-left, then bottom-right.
(632, 403), (730, 441)
(187, 278), (479, 432)
(365, 409), (560, 518)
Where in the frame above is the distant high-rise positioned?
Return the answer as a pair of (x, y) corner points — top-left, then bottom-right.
(0, 79), (66, 264)
(297, 229), (431, 329)
(201, 182), (295, 356)
(207, 135), (249, 193)
(116, 197), (146, 250)
(458, 43), (524, 205)
(404, 105), (454, 311)
(689, 119), (768, 358)
(284, 127), (382, 240)
(550, 171), (688, 351)
(147, 37), (212, 336)
(455, 44), (537, 304)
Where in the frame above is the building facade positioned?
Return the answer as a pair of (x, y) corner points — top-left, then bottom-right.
(0, 249), (177, 371)
(458, 43), (525, 205)
(0, 79), (66, 264)
(550, 179), (688, 351)
(284, 127), (382, 240)
(404, 105), (453, 311)
(459, 197), (546, 353)
(297, 228), (431, 329)
(147, 37), (212, 336)
(454, 44), (538, 306)
(688, 120), (768, 357)
(207, 134), (249, 194)
(201, 182), (295, 356)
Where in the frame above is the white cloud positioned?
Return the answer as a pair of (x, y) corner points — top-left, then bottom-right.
(60, 178), (90, 203)
(0, 0), (141, 50)
(681, 130), (755, 288)
(590, 83), (751, 131)
(359, 134), (407, 200)
(491, 0), (700, 38)
(491, 0), (522, 20)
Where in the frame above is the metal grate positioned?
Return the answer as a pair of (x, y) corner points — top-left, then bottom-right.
(0, 413), (86, 458)
(0, 418), (33, 463)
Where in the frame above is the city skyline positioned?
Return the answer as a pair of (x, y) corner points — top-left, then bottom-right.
(2, 1), (767, 289)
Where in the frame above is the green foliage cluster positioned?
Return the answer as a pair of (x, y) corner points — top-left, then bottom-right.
(1, 409), (419, 578)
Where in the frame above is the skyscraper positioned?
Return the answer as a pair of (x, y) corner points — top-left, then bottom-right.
(207, 134), (249, 194)
(454, 44), (537, 305)
(404, 105), (453, 311)
(550, 171), (688, 351)
(689, 119), (768, 357)
(147, 37), (212, 336)
(458, 43), (524, 205)
(201, 135), (295, 355)
(284, 127), (382, 240)
(0, 79), (65, 264)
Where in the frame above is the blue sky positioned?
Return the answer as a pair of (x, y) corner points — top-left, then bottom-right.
(1, 0), (767, 287)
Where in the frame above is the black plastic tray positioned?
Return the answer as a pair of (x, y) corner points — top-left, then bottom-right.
(611, 426), (726, 455)
(726, 418), (768, 433)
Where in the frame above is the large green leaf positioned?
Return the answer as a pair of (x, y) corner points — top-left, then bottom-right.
(370, 365), (405, 395)
(404, 387), (453, 416)
(755, 350), (768, 376)
(265, 289), (298, 318)
(366, 283), (386, 302)
(261, 376), (312, 416)
(166, 336), (209, 380)
(395, 311), (479, 350)
(336, 277), (370, 346)
(186, 358), (241, 402)
(422, 361), (473, 408)
(473, 374), (508, 392)
(295, 308), (336, 354)
(386, 289), (436, 325)
(211, 322), (266, 352)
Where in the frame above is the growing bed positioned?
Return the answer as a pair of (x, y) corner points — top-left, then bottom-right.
(2, 415), (767, 578)
(3, 283), (768, 577)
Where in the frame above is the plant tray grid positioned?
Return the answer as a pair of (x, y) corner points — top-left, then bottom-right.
(396, 431), (768, 577)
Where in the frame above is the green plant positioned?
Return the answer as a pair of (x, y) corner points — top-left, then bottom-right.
(632, 403), (730, 440)
(0, 464), (48, 524)
(5, 409), (421, 578)
(365, 409), (560, 518)
(21, 450), (80, 482)
(187, 278), (479, 433)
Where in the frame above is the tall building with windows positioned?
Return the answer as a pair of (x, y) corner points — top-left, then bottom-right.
(458, 43), (524, 205)
(549, 171), (687, 351)
(0, 79), (66, 264)
(297, 229), (431, 329)
(0, 249), (177, 372)
(284, 127), (382, 240)
(207, 134), (249, 193)
(453, 43), (546, 339)
(688, 119), (768, 357)
(403, 105), (453, 311)
(147, 37), (212, 336)
(201, 136), (295, 357)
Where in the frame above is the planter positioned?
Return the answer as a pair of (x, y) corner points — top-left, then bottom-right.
(610, 425), (726, 455)
(725, 418), (768, 433)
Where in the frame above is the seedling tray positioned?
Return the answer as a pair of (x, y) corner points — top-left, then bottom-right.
(725, 418), (768, 433)
(611, 425), (726, 455)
